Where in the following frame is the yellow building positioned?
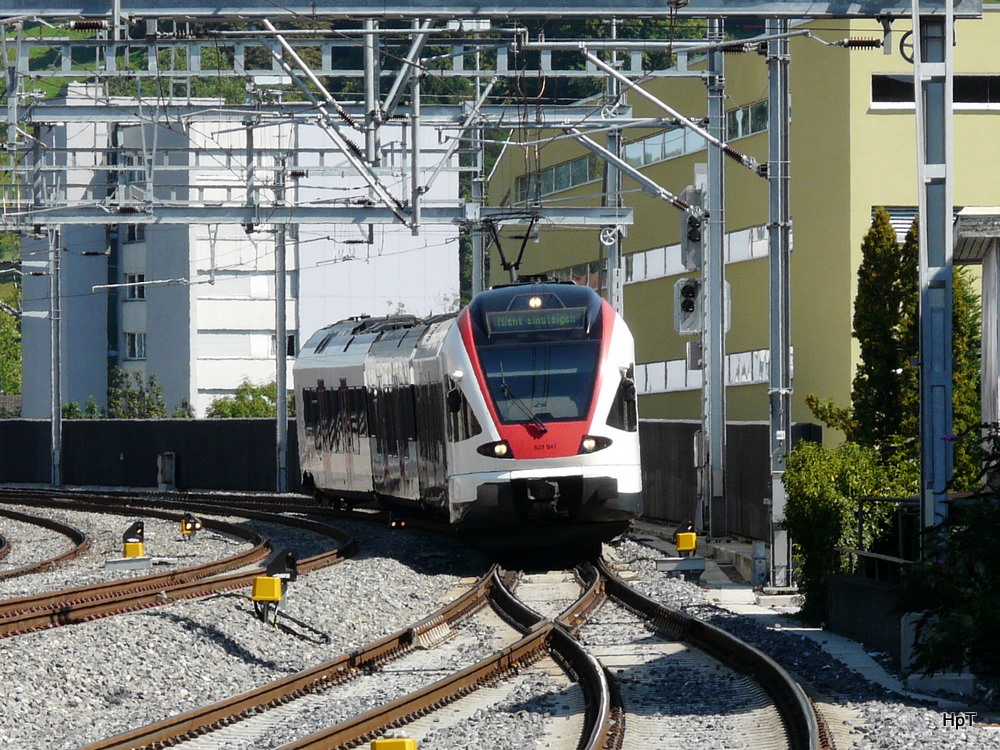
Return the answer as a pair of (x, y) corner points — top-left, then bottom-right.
(488, 11), (1000, 432)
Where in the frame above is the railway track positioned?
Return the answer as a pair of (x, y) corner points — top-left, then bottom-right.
(0, 490), (356, 638)
(0, 506), (90, 580)
(77, 556), (824, 750)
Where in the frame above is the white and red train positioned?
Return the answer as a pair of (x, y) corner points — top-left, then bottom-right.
(293, 281), (641, 547)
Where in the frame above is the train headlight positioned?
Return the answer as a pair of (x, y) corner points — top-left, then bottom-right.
(578, 435), (612, 454)
(477, 440), (514, 459)
(528, 296), (543, 309)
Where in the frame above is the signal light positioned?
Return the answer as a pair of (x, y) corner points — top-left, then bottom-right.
(674, 277), (703, 335)
(680, 206), (704, 270)
(686, 214), (702, 244)
(180, 512), (202, 540)
(122, 521), (145, 559)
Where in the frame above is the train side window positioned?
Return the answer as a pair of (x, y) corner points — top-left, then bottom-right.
(446, 380), (482, 442)
(303, 389), (320, 437)
(350, 387), (366, 453)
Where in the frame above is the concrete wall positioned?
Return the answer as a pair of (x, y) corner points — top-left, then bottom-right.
(0, 419), (300, 492)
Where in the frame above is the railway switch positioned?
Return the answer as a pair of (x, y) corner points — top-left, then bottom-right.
(180, 513), (202, 540)
(252, 549), (298, 625)
(251, 576), (283, 625)
(371, 739), (417, 750)
(106, 521), (152, 570)
(122, 521), (145, 558)
(251, 576), (283, 603)
(676, 532), (698, 556)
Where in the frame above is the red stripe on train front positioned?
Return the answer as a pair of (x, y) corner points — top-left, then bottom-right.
(458, 299), (616, 460)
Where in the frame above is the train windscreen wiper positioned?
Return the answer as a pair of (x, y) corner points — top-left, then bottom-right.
(499, 362), (548, 434)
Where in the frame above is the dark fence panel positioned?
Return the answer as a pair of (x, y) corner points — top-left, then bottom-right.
(639, 419), (822, 540)
(827, 574), (904, 663)
(0, 420), (51, 483)
(639, 420), (700, 526)
(3, 417), (819, 542)
(0, 419), (300, 492)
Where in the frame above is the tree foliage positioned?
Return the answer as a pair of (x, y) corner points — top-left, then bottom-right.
(65, 368), (168, 419)
(62, 395), (105, 419)
(806, 211), (981, 488)
(899, 496), (1000, 675)
(207, 378), (292, 418)
(851, 207), (913, 455)
(0, 303), (21, 397)
(107, 367), (167, 418)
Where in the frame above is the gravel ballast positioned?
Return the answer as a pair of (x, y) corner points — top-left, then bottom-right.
(607, 537), (1000, 750)
(2, 506), (999, 750)
(0, 506), (482, 749)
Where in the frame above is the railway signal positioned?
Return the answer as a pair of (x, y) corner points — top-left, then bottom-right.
(122, 521), (145, 559)
(180, 512), (202, 541)
(674, 277), (703, 335)
(681, 210), (705, 271)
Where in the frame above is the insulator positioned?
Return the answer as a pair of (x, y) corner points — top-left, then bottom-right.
(841, 38), (882, 49)
(69, 20), (108, 31)
(722, 145), (748, 165)
(722, 42), (760, 54)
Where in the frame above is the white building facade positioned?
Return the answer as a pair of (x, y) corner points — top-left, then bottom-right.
(21, 86), (459, 417)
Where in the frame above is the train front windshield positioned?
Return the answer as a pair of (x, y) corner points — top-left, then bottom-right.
(468, 288), (605, 425)
(478, 341), (600, 422)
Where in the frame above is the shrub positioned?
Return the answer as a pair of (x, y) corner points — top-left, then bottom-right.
(783, 440), (908, 621)
(899, 497), (1000, 676)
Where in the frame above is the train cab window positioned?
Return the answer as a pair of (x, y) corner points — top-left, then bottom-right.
(467, 284), (605, 426)
(606, 365), (638, 432)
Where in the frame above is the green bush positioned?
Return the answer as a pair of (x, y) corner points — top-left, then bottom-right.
(207, 378), (294, 418)
(783, 440), (909, 621)
(899, 497), (1000, 676)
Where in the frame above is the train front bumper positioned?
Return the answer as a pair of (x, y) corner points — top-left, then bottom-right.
(448, 465), (641, 528)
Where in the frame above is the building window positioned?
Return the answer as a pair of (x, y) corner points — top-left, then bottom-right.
(125, 332), (146, 360)
(124, 224), (146, 243)
(873, 75), (1000, 105)
(515, 100), (767, 203)
(271, 332), (298, 357)
(125, 273), (145, 300)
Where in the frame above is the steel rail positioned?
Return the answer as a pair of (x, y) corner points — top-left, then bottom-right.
(0, 511), (268, 622)
(0, 492), (357, 637)
(0, 487), (362, 568)
(283, 564), (617, 750)
(0, 507), (90, 578)
(597, 557), (822, 750)
(79, 565), (498, 750)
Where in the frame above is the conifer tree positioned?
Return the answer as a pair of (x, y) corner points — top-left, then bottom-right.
(851, 206), (909, 454)
(809, 210), (981, 488)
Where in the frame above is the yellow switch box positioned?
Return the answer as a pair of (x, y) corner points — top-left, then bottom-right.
(676, 532), (697, 553)
(251, 576), (283, 602)
(371, 740), (417, 750)
(123, 541), (145, 558)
